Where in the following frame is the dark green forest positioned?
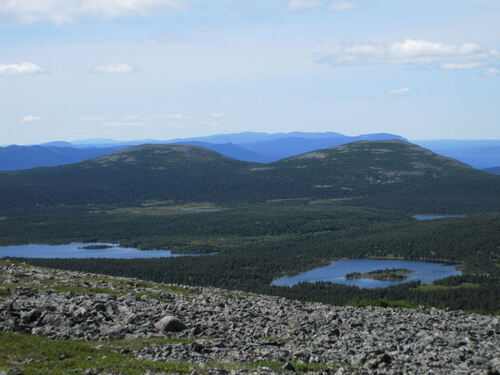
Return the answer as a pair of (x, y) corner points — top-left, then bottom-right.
(12, 211), (500, 314)
(0, 204), (410, 252)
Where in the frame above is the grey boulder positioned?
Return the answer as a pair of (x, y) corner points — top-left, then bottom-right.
(154, 315), (186, 333)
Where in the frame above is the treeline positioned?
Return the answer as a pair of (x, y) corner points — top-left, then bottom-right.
(20, 213), (500, 313)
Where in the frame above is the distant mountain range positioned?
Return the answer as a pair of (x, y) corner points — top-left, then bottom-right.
(1, 132), (407, 170)
(0, 145), (124, 171)
(1, 140), (499, 213)
(485, 167), (500, 175)
(413, 140), (500, 169)
(2, 132), (500, 172)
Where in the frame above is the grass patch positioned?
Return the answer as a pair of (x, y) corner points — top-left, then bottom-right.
(83, 276), (197, 296)
(0, 332), (338, 375)
(136, 291), (172, 301)
(106, 202), (223, 217)
(0, 332), (192, 375)
(0, 260), (32, 269)
(0, 264), (197, 300)
(417, 282), (480, 292)
(156, 284), (198, 296)
(38, 279), (122, 296)
(95, 336), (194, 350)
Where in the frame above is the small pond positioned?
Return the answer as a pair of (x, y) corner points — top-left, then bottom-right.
(412, 214), (466, 221)
(0, 242), (208, 259)
(272, 259), (461, 289)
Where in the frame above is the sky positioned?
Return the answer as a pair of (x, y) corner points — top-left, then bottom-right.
(1, 0), (499, 145)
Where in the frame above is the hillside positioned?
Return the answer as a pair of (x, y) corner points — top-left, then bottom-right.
(0, 144), (256, 208)
(1, 141), (499, 213)
(1, 260), (498, 374)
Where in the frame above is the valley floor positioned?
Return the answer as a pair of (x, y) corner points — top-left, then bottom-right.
(0, 261), (498, 375)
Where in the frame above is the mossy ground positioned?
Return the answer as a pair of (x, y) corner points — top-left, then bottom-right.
(0, 332), (341, 374)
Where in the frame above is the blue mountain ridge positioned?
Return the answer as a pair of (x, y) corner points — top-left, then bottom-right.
(414, 140), (500, 169)
(0, 145), (125, 171)
(0, 132), (407, 170)
(3, 132), (500, 171)
(484, 167), (500, 175)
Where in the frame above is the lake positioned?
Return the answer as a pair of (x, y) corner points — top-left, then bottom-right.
(412, 214), (466, 221)
(0, 242), (207, 259)
(272, 259), (461, 289)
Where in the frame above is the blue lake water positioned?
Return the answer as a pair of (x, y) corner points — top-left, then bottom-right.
(272, 259), (461, 289)
(0, 243), (206, 259)
(412, 214), (466, 221)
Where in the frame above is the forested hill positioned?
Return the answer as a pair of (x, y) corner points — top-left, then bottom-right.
(1, 141), (499, 213)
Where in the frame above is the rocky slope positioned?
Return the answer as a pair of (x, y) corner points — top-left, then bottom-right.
(0, 261), (498, 374)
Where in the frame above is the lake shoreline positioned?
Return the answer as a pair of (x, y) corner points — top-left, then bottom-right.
(0, 242), (212, 259)
(272, 258), (462, 289)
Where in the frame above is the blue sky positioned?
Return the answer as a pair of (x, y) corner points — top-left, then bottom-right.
(1, 0), (499, 144)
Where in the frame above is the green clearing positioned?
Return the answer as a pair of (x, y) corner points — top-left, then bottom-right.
(417, 282), (481, 292)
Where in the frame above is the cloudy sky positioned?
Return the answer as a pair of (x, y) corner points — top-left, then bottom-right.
(1, 0), (499, 145)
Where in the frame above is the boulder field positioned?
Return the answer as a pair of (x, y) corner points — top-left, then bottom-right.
(0, 261), (498, 374)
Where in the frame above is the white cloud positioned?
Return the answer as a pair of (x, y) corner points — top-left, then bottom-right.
(212, 113), (225, 118)
(168, 113), (184, 119)
(484, 67), (499, 77)
(21, 115), (42, 123)
(0, 62), (45, 75)
(318, 39), (498, 70)
(440, 62), (483, 70)
(0, 0), (188, 25)
(285, 0), (323, 11)
(389, 88), (410, 95)
(92, 63), (135, 74)
(328, 1), (359, 11)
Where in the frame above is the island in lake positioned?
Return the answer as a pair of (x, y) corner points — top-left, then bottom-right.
(80, 244), (114, 250)
(345, 268), (415, 281)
